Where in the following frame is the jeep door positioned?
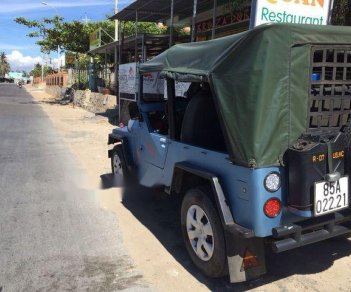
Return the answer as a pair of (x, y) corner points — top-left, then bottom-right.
(137, 72), (169, 170)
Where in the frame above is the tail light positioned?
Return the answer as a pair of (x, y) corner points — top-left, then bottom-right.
(264, 198), (282, 218)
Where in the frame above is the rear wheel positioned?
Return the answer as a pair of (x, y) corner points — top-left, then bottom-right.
(181, 187), (227, 278)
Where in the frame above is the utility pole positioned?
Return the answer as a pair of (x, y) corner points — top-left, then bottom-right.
(115, 0), (119, 41)
(41, 2), (60, 72)
(82, 13), (90, 25)
(41, 55), (44, 82)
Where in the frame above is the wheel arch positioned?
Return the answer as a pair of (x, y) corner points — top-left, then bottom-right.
(171, 162), (254, 238)
(172, 162), (267, 283)
(108, 133), (134, 172)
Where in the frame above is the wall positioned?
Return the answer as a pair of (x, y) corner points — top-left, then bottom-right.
(33, 77), (42, 84)
(72, 90), (117, 113)
(46, 72), (69, 87)
(45, 85), (65, 99)
(44, 85), (117, 114)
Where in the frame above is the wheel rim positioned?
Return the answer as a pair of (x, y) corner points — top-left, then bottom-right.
(186, 204), (214, 261)
(112, 153), (123, 175)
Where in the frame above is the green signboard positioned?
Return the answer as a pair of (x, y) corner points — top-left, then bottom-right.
(65, 52), (75, 65)
(89, 28), (101, 51)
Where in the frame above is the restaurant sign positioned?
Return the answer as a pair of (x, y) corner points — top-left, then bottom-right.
(251, 0), (332, 27)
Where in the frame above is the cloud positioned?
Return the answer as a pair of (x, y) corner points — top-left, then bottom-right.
(6, 50), (43, 72)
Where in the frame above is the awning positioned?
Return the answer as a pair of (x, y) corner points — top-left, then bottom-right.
(87, 33), (183, 59)
(111, 0), (222, 22)
(88, 40), (118, 55)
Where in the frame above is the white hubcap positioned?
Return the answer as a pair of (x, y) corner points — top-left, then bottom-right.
(186, 205), (214, 261)
(113, 153), (123, 175)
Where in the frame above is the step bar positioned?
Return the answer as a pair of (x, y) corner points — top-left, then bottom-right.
(271, 210), (351, 253)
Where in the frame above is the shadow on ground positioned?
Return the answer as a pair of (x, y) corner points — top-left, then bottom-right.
(96, 109), (119, 126)
(19, 99), (70, 106)
(100, 173), (125, 189)
(100, 176), (351, 291)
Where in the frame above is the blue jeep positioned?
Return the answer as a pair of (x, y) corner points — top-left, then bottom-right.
(108, 24), (351, 282)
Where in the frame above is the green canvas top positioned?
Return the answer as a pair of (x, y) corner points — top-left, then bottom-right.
(140, 23), (351, 168)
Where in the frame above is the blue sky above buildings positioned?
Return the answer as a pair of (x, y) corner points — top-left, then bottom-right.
(0, 0), (132, 71)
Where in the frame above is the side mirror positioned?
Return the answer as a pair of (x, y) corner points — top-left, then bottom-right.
(128, 102), (141, 120)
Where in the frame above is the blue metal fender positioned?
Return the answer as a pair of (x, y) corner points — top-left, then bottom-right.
(108, 133), (134, 173)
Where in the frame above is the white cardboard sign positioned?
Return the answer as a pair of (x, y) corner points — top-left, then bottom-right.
(119, 62), (137, 98)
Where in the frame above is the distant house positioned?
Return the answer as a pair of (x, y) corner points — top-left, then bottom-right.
(5, 72), (29, 83)
(6, 71), (24, 80)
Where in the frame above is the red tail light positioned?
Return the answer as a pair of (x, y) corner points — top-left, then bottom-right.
(264, 198), (282, 218)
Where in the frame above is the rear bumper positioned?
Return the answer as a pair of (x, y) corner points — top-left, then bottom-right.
(271, 209), (351, 253)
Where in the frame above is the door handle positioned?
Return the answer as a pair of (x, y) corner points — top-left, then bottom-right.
(160, 137), (167, 143)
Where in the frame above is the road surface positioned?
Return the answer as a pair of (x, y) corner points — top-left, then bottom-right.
(0, 84), (148, 291)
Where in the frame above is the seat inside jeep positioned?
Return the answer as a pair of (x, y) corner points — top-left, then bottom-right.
(180, 84), (227, 152)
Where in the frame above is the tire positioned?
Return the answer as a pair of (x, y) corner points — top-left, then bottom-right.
(111, 146), (128, 177)
(181, 187), (227, 278)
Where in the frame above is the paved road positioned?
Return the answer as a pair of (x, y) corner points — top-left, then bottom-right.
(0, 84), (148, 292)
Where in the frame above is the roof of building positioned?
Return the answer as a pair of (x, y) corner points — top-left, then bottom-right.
(111, 0), (224, 22)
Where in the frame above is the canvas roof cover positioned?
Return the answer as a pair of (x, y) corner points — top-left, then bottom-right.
(140, 23), (351, 168)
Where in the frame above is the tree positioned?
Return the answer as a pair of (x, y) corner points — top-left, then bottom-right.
(0, 52), (10, 76)
(15, 16), (168, 54)
(30, 63), (53, 78)
(330, 0), (351, 25)
(16, 16), (88, 53)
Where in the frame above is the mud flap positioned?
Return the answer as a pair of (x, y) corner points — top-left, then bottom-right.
(226, 232), (266, 283)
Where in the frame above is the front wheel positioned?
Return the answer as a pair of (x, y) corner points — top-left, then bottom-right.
(111, 145), (129, 179)
(181, 187), (227, 278)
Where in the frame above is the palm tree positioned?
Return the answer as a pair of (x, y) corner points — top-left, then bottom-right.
(0, 52), (10, 76)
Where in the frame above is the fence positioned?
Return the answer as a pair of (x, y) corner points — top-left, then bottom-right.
(45, 72), (68, 87)
(33, 77), (42, 84)
(44, 66), (115, 92)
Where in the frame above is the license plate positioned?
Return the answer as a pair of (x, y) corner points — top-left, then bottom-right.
(314, 176), (349, 216)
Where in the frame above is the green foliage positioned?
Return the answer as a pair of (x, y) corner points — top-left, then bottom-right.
(121, 21), (167, 38)
(167, 26), (191, 36)
(15, 16), (115, 54)
(225, 0), (250, 13)
(331, 0), (351, 25)
(30, 63), (53, 78)
(15, 14), (168, 56)
(0, 52), (10, 76)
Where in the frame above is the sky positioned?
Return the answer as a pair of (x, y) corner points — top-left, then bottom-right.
(0, 0), (132, 72)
